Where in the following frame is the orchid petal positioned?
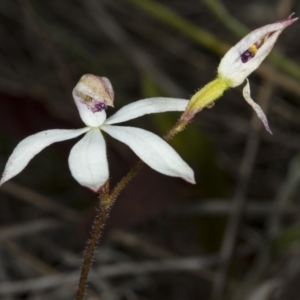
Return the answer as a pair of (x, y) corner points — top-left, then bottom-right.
(233, 15), (297, 59)
(219, 31), (282, 87)
(105, 97), (188, 125)
(73, 89), (107, 127)
(218, 15), (297, 87)
(0, 128), (89, 185)
(69, 128), (109, 192)
(102, 125), (195, 184)
(242, 79), (272, 134)
(74, 74), (114, 108)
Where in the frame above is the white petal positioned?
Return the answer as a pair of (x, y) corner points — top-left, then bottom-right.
(219, 30), (282, 87)
(232, 16), (296, 60)
(102, 125), (195, 183)
(218, 16), (297, 87)
(0, 128), (89, 185)
(105, 97), (188, 125)
(242, 79), (272, 134)
(69, 128), (109, 192)
(73, 89), (107, 127)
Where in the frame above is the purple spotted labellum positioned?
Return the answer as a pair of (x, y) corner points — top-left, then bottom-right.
(240, 36), (268, 63)
(218, 13), (297, 87)
(217, 14), (297, 133)
(93, 102), (107, 113)
(73, 74), (114, 113)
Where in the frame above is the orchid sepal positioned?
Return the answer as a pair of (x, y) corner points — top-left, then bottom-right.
(218, 14), (298, 88)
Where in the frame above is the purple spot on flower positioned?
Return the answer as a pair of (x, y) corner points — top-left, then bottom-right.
(91, 102), (107, 113)
(241, 50), (255, 63)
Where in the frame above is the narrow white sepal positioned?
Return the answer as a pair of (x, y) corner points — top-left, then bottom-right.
(68, 128), (109, 192)
(72, 89), (107, 127)
(0, 128), (89, 185)
(243, 79), (272, 134)
(102, 125), (195, 184)
(105, 97), (189, 125)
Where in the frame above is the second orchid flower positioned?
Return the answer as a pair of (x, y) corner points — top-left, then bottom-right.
(181, 14), (297, 134)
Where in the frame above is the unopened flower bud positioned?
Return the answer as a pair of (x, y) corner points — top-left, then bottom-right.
(180, 14), (297, 134)
(73, 74), (114, 113)
(218, 13), (298, 87)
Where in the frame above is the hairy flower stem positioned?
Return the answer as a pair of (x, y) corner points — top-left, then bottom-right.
(76, 194), (110, 300)
(163, 118), (189, 141)
(76, 161), (144, 300)
(76, 78), (226, 299)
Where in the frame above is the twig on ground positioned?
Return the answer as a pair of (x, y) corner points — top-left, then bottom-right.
(18, 0), (73, 94)
(0, 244), (255, 295)
(0, 218), (62, 241)
(84, 0), (186, 97)
(1, 182), (79, 222)
(169, 199), (298, 218)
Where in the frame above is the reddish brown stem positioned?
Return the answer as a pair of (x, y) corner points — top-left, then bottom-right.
(76, 198), (110, 300)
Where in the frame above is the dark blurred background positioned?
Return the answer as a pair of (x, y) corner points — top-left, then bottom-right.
(0, 0), (300, 299)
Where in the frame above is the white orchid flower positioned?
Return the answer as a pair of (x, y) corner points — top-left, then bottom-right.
(218, 13), (298, 133)
(0, 74), (195, 192)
